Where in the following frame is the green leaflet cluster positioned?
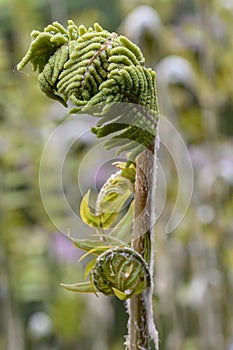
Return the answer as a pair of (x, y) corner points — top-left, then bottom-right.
(17, 20), (159, 162)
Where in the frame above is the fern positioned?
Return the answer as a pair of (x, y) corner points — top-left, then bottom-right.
(17, 20), (159, 163)
(17, 20), (160, 349)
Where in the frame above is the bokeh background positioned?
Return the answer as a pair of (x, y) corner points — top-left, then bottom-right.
(0, 0), (233, 349)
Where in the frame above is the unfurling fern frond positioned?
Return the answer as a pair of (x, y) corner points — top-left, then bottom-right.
(80, 162), (135, 240)
(60, 162), (152, 300)
(17, 20), (159, 162)
(61, 247), (150, 300)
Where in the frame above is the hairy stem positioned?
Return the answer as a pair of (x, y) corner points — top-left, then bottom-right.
(127, 142), (159, 349)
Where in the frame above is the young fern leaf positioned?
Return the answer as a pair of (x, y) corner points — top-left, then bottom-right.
(80, 162), (135, 236)
(60, 281), (98, 294)
(17, 20), (159, 163)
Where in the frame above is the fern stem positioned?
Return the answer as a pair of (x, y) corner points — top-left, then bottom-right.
(127, 143), (159, 350)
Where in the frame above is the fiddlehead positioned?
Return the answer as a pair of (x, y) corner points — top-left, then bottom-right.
(61, 246), (150, 301)
(92, 247), (150, 300)
(17, 20), (159, 163)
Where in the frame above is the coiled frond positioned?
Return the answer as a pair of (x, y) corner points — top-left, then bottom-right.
(17, 20), (159, 162)
(61, 246), (150, 300)
(92, 247), (150, 299)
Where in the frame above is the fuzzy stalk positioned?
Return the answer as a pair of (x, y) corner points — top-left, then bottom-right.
(127, 142), (159, 350)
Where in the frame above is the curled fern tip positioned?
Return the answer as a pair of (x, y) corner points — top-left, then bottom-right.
(17, 20), (159, 162)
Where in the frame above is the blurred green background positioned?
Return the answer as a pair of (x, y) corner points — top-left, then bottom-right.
(0, 0), (233, 349)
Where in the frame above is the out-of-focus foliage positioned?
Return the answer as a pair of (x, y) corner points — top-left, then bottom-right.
(0, 0), (233, 349)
